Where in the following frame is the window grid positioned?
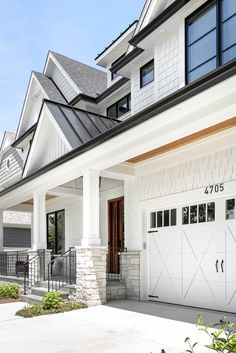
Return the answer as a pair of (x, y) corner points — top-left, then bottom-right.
(186, 0), (236, 83)
(107, 93), (131, 119)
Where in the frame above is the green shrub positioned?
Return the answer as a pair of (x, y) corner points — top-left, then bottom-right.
(185, 317), (236, 353)
(16, 301), (87, 318)
(0, 283), (19, 299)
(42, 292), (63, 310)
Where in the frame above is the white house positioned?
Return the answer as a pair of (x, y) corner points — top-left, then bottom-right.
(0, 0), (236, 310)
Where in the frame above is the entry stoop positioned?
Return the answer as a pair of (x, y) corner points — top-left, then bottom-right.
(22, 284), (69, 305)
(106, 281), (127, 301)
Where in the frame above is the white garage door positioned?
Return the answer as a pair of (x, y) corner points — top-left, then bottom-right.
(148, 194), (236, 313)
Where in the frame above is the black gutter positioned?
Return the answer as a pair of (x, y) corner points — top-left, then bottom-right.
(110, 48), (144, 74)
(12, 123), (37, 148)
(129, 0), (191, 47)
(1, 59), (236, 198)
(69, 77), (130, 106)
(95, 20), (138, 60)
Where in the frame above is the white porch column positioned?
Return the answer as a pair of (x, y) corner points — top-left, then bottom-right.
(82, 169), (101, 247)
(32, 192), (47, 250)
(0, 210), (3, 251)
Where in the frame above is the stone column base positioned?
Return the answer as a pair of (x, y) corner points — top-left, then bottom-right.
(75, 246), (107, 306)
(120, 251), (141, 301)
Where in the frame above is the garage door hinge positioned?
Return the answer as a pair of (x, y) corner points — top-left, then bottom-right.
(149, 295), (159, 299)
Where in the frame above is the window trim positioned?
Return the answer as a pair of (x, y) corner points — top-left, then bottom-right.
(107, 93), (131, 119)
(185, 0), (236, 83)
(140, 59), (155, 88)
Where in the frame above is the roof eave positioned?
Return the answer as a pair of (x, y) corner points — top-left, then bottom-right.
(1, 59), (236, 197)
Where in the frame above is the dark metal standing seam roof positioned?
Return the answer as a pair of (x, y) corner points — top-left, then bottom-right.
(44, 100), (120, 149)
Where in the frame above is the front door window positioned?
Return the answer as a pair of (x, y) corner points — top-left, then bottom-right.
(47, 210), (65, 254)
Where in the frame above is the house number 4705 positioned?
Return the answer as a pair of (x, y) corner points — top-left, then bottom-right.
(205, 183), (224, 194)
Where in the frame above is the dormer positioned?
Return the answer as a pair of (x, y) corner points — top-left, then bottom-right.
(16, 70), (66, 141)
(95, 21), (138, 87)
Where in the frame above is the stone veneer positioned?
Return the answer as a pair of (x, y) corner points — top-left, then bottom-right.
(120, 251), (141, 301)
(75, 246), (107, 306)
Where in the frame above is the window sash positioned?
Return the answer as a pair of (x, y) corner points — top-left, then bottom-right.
(140, 60), (154, 88)
(186, 0), (236, 83)
(107, 93), (131, 119)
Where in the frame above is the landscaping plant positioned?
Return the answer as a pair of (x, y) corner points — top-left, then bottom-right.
(16, 291), (86, 318)
(42, 291), (63, 310)
(0, 283), (19, 299)
(185, 317), (236, 353)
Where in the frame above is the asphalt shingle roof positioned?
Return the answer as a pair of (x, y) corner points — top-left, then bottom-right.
(33, 71), (67, 104)
(51, 51), (107, 98)
(45, 100), (120, 149)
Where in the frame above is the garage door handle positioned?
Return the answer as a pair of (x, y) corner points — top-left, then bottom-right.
(215, 259), (219, 273)
(221, 260), (224, 273)
(148, 231), (158, 234)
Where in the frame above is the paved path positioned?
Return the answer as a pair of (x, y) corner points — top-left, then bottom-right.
(0, 300), (233, 353)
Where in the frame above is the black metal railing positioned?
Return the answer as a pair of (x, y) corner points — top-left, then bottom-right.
(48, 248), (76, 292)
(0, 251), (28, 277)
(23, 250), (45, 294)
(106, 247), (127, 281)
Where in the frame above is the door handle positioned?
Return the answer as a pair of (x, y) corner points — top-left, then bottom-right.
(221, 259), (224, 273)
(215, 259), (219, 273)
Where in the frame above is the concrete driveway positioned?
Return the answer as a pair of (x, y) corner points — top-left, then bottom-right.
(0, 300), (234, 353)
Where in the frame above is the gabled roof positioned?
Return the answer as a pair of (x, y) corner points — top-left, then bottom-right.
(45, 100), (120, 149)
(1, 132), (15, 151)
(33, 71), (67, 104)
(51, 52), (107, 98)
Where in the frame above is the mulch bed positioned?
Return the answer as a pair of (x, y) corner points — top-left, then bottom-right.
(0, 298), (22, 304)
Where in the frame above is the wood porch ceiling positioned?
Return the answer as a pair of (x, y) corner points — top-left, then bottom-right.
(127, 117), (236, 164)
(22, 195), (57, 205)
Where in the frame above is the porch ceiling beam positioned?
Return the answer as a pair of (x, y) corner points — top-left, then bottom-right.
(47, 186), (83, 199)
(101, 163), (135, 180)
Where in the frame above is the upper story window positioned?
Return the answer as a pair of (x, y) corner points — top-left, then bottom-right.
(111, 53), (125, 81)
(140, 59), (154, 88)
(111, 72), (118, 81)
(107, 93), (131, 119)
(186, 0), (236, 83)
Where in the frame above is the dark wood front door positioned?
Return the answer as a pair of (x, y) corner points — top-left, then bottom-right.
(108, 197), (124, 274)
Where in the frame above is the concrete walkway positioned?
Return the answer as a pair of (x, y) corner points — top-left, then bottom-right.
(0, 300), (234, 353)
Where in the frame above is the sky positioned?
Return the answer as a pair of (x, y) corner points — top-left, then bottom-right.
(0, 0), (144, 141)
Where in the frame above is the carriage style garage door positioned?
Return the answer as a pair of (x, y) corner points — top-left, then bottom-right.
(148, 190), (236, 313)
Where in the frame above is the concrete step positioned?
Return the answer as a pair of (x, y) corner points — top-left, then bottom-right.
(22, 294), (42, 305)
(106, 281), (127, 301)
(31, 286), (69, 299)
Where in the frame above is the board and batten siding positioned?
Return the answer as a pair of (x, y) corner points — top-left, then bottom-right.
(40, 124), (69, 168)
(3, 227), (31, 248)
(49, 61), (77, 102)
(0, 148), (23, 188)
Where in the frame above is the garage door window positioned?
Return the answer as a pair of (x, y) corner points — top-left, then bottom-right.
(226, 199), (235, 220)
(182, 202), (215, 225)
(150, 208), (177, 229)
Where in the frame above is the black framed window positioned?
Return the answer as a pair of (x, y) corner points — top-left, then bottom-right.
(149, 208), (177, 229)
(186, 0), (236, 83)
(107, 93), (131, 119)
(111, 72), (118, 81)
(140, 59), (154, 88)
